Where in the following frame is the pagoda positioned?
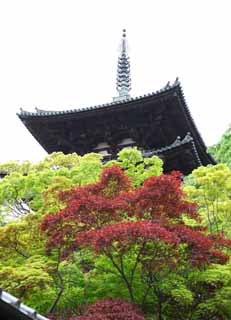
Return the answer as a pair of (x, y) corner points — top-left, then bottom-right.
(0, 288), (48, 320)
(18, 30), (215, 175)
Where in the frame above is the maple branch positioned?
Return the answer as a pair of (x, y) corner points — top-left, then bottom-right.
(94, 264), (117, 275)
(104, 248), (135, 302)
(48, 249), (65, 313)
(14, 246), (29, 259)
(141, 282), (152, 310)
(130, 241), (146, 284)
(203, 193), (213, 233)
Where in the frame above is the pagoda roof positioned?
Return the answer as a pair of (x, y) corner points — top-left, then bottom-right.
(18, 79), (182, 118)
(0, 170), (8, 179)
(0, 288), (49, 320)
(144, 132), (194, 156)
(17, 79), (215, 174)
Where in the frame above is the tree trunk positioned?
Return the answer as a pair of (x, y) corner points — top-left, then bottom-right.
(48, 268), (64, 313)
(157, 299), (163, 320)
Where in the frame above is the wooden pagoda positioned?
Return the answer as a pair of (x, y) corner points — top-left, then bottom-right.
(18, 30), (215, 175)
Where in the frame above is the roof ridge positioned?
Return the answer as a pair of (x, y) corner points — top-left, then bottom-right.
(18, 78), (180, 117)
(142, 132), (193, 157)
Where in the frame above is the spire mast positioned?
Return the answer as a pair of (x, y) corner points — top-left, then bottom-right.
(113, 29), (131, 101)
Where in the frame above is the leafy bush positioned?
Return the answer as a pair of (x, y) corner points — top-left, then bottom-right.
(75, 298), (145, 320)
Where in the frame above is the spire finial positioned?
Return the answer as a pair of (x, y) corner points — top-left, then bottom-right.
(113, 29), (131, 101)
(121, 29), (128, 52)
(122, 29), (126, 38)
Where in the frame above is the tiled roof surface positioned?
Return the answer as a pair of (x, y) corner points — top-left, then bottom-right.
(16, 78), (215, 171)
(143, 132), (203, 166)
(0, 289), (49, 320)
(18, 78), (180, 118)
(143, 132), (193, 156)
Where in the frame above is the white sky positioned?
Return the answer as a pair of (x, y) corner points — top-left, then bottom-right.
(0, 0), (231, 163)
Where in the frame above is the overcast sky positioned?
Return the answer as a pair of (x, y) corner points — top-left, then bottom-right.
(0, 0), (231, 163)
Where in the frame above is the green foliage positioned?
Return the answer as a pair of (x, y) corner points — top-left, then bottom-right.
(0, 213), (57, 312)
(51, 261), (86, 314)
(0, 256), (53, 296)
(187, 264), (231, 320)
(0, 152), (103, 218)
(0, 213), (44, 259)
(159, 273), (193, 306)
(209, 126), (231, 167)
(184, 163), (231, 234)
(0, 213), (88, 314)
(1, 150), (231, 319)
(105, 148), (163, 186)
(0, 160), (33, 175)
(41, 165), (231, 319)
(0, 152), (104, 313)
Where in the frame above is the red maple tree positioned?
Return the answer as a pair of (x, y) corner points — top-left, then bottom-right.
(41, 166), (231, 319)
(71, 298), (144, 320)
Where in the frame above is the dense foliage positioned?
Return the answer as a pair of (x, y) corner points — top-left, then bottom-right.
(209, 126), (231, 166)
(42, 165), (231, 319)
(75, 298), (145, 320)
(0, 149), (163, 316)
(1, 149), (231, 319)
(106, 147), (163, 186)
(184, 163), (231, 235)
(0, 152), (103, 219)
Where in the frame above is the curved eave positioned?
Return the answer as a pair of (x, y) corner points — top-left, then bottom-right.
(17, 80), (181, 119)
(17, 80), (215, 167)
(174, 84), (216, 165)
(0, 289), (49, 320)
(0, 170), (8, 178)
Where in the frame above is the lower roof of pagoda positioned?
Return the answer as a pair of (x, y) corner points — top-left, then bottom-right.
(0, 289), (48, 320)
(17, 79), (215, 174)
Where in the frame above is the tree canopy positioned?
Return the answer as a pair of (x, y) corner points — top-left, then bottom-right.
(184, 163), (231, 235)
(42, 165), (231, 320)
(209, 125), (231, 167)
(1, 149), (231, 319)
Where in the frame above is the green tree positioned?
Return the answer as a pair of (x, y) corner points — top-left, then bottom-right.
(209, 126), (231, 167)
(0, 152), (103, 219)
(0, 150), (163, 315)
(0, 152), (103, 313)
(0, 213), (56, 312)
(42, 166), (231, 320)
(105, 148), (163, 186)
(184, 163), (231, 234)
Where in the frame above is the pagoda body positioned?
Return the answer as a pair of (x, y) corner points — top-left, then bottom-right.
(18, 31), (215, 175)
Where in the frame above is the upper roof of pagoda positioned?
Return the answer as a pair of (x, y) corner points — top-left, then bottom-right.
(17, 28), (215, 175)
(19, 78), (181, 118)
(17, 78), (215, 175)
(17, 79), (203, 147)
